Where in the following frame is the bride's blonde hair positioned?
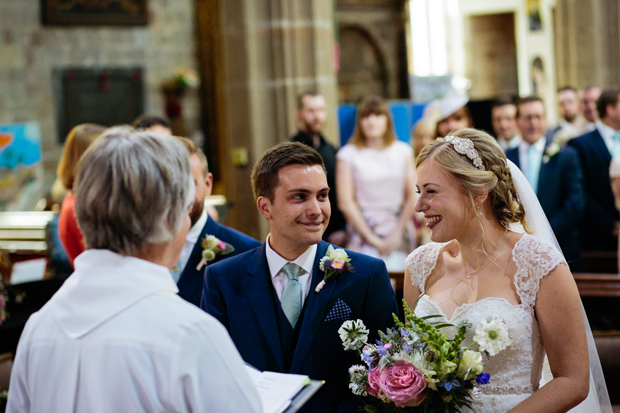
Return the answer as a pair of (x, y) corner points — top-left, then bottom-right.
(416, 128), (526, 230)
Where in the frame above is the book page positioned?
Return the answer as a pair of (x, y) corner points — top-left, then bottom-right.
(244, 367), (309, 413)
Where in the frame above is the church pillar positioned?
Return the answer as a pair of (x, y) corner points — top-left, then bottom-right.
(196, 0), (339, 239)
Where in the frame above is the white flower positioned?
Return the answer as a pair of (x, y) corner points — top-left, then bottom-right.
(474, 318), (511, 356)
(320, 245), (350, 271)
(348, 382), (367, 396)
(348, 364), (369, 396)
(436, 359), (457, 381)
(338, 319), (369, 350)
(348, 364), (367, 376)
(331, 247), (350, 263)
(203, 235), (220, 250)
(457, 350), (485, 380)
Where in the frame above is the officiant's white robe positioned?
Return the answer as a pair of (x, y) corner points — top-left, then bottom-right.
(7, 250), (261, 413)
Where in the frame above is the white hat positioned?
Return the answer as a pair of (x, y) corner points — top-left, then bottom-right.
(423, 90), (469, 121)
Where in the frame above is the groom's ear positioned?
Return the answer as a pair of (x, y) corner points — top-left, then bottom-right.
(257, 196), (273, 220)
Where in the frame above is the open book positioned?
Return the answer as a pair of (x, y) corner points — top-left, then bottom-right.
(244, 365), (323, 413)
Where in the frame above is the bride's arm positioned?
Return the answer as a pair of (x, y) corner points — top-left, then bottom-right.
(403, 267), (422, 308)
(509, 264), (590, 412)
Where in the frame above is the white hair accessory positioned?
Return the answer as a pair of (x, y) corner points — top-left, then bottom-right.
(444, 135), (485, 171)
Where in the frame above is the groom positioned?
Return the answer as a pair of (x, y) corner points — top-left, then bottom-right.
(201, 142), (398, 412)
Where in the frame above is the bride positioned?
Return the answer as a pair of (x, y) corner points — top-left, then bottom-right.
(404, 128), (610, 412)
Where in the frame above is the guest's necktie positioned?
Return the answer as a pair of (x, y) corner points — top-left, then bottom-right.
(170, 261), (182, 283)
(526, 145), (540, 194)
(612, 132), (620, 158)
(280, 262), (302, 328)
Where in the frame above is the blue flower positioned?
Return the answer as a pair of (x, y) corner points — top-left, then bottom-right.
(476, 372), (491, 385)
(323, 259), (332, 268)
(400, 328), (410, 337)
(376, 345), (390, 357)
(402, 342), (413, 354)
(361, 352), (375, 365)
(440, 380), (461, 392)
(361, 347), (376, 365)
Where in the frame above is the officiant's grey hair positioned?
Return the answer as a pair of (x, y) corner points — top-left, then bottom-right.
(74, 127), (195, 256)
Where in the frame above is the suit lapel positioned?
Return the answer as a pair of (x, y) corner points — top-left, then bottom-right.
(177, 214), (218, 298)
(245, 244), (285, 371)
(290, 241), (338, 372)
(593, 129), (612, 162)
(507, 148), (520, 169)
(537, 140), (550, 194)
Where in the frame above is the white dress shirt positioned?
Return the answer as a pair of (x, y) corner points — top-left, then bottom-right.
(178, 209), (208, 272)
(7, 250), (261, 413)
(265, 234), (316, 306)
(596, 120), (619, 156)
(497, 134), (522, 152)
(518, 137), (546, 175)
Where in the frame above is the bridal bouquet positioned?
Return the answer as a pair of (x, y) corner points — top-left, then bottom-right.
(339, 296), (511, 412)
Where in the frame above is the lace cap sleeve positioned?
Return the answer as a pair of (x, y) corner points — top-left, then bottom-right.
(512, 235), (567, 308)
(405, 242), (446, 293)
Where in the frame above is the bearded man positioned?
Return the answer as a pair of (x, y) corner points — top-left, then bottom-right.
(173, 137), (260, 306)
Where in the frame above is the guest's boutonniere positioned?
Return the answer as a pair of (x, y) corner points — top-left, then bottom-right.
(196, 235), (235, 271)
(316, 245), (354, 293)
(543, 142), (561, 164)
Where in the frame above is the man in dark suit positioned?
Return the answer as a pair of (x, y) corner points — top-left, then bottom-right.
(289, 91), (346, 245)
(569, 87), (620, 252)
(202, 142), (398, 412)
(173, 138), (260, 306)
(507, 96), (585, 270)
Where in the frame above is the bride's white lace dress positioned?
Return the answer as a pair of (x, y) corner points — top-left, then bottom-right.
(407, 234), (562, 412)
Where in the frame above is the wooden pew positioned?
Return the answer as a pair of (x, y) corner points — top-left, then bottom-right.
(582, 251), (618, 274)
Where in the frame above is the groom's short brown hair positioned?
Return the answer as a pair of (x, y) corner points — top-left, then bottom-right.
(251, 141), (326, 201)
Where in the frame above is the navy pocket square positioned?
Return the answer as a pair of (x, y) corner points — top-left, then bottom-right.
(324, 298), (352, 321)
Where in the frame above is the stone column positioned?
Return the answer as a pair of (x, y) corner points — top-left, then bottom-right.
(200, 0), (339, 239)
(554, 0), (620, 88)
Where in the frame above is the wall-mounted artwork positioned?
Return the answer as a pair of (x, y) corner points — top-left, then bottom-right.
(527, 0), (543, 31)
(53, 68), (145, 142)
(0, 123), (43, 211)
(41, 0), (148, 26)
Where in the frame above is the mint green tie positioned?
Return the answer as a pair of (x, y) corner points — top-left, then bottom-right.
(526, 145), (540, 194)
(280, 263), (302, 328)
(611, 132), (620, 157)
(170, 261), (182, 283)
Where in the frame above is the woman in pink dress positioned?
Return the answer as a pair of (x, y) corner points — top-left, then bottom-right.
(336, 96), (417, 272)
(57, 124), (106, 266)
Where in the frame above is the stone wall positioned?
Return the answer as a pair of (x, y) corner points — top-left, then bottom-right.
(0, 0), (199, 197)
(336, 0), (408, 102)
(554, 0), (620, 89)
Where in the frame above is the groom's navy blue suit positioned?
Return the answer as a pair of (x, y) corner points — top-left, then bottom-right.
(201, 240), (398, 412)
(506, 140), (585, 270)
(177, 214), (260, 306)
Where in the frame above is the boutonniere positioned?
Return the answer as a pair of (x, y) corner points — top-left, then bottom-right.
(543, 142), (560, 164)
(196, 235), (235, 271)
(315, 245), (354, 293)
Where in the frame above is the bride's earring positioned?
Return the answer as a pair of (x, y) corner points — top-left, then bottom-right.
(477, 207), (482, 217)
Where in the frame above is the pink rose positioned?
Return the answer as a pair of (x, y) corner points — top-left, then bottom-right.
(331, 260), (344, 269)
(367, 366), (382, 397)
(378, 360), (427, 407)
(218, 241), (226, 250)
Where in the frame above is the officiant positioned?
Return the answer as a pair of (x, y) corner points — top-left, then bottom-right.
(7, 128), (261, 412)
